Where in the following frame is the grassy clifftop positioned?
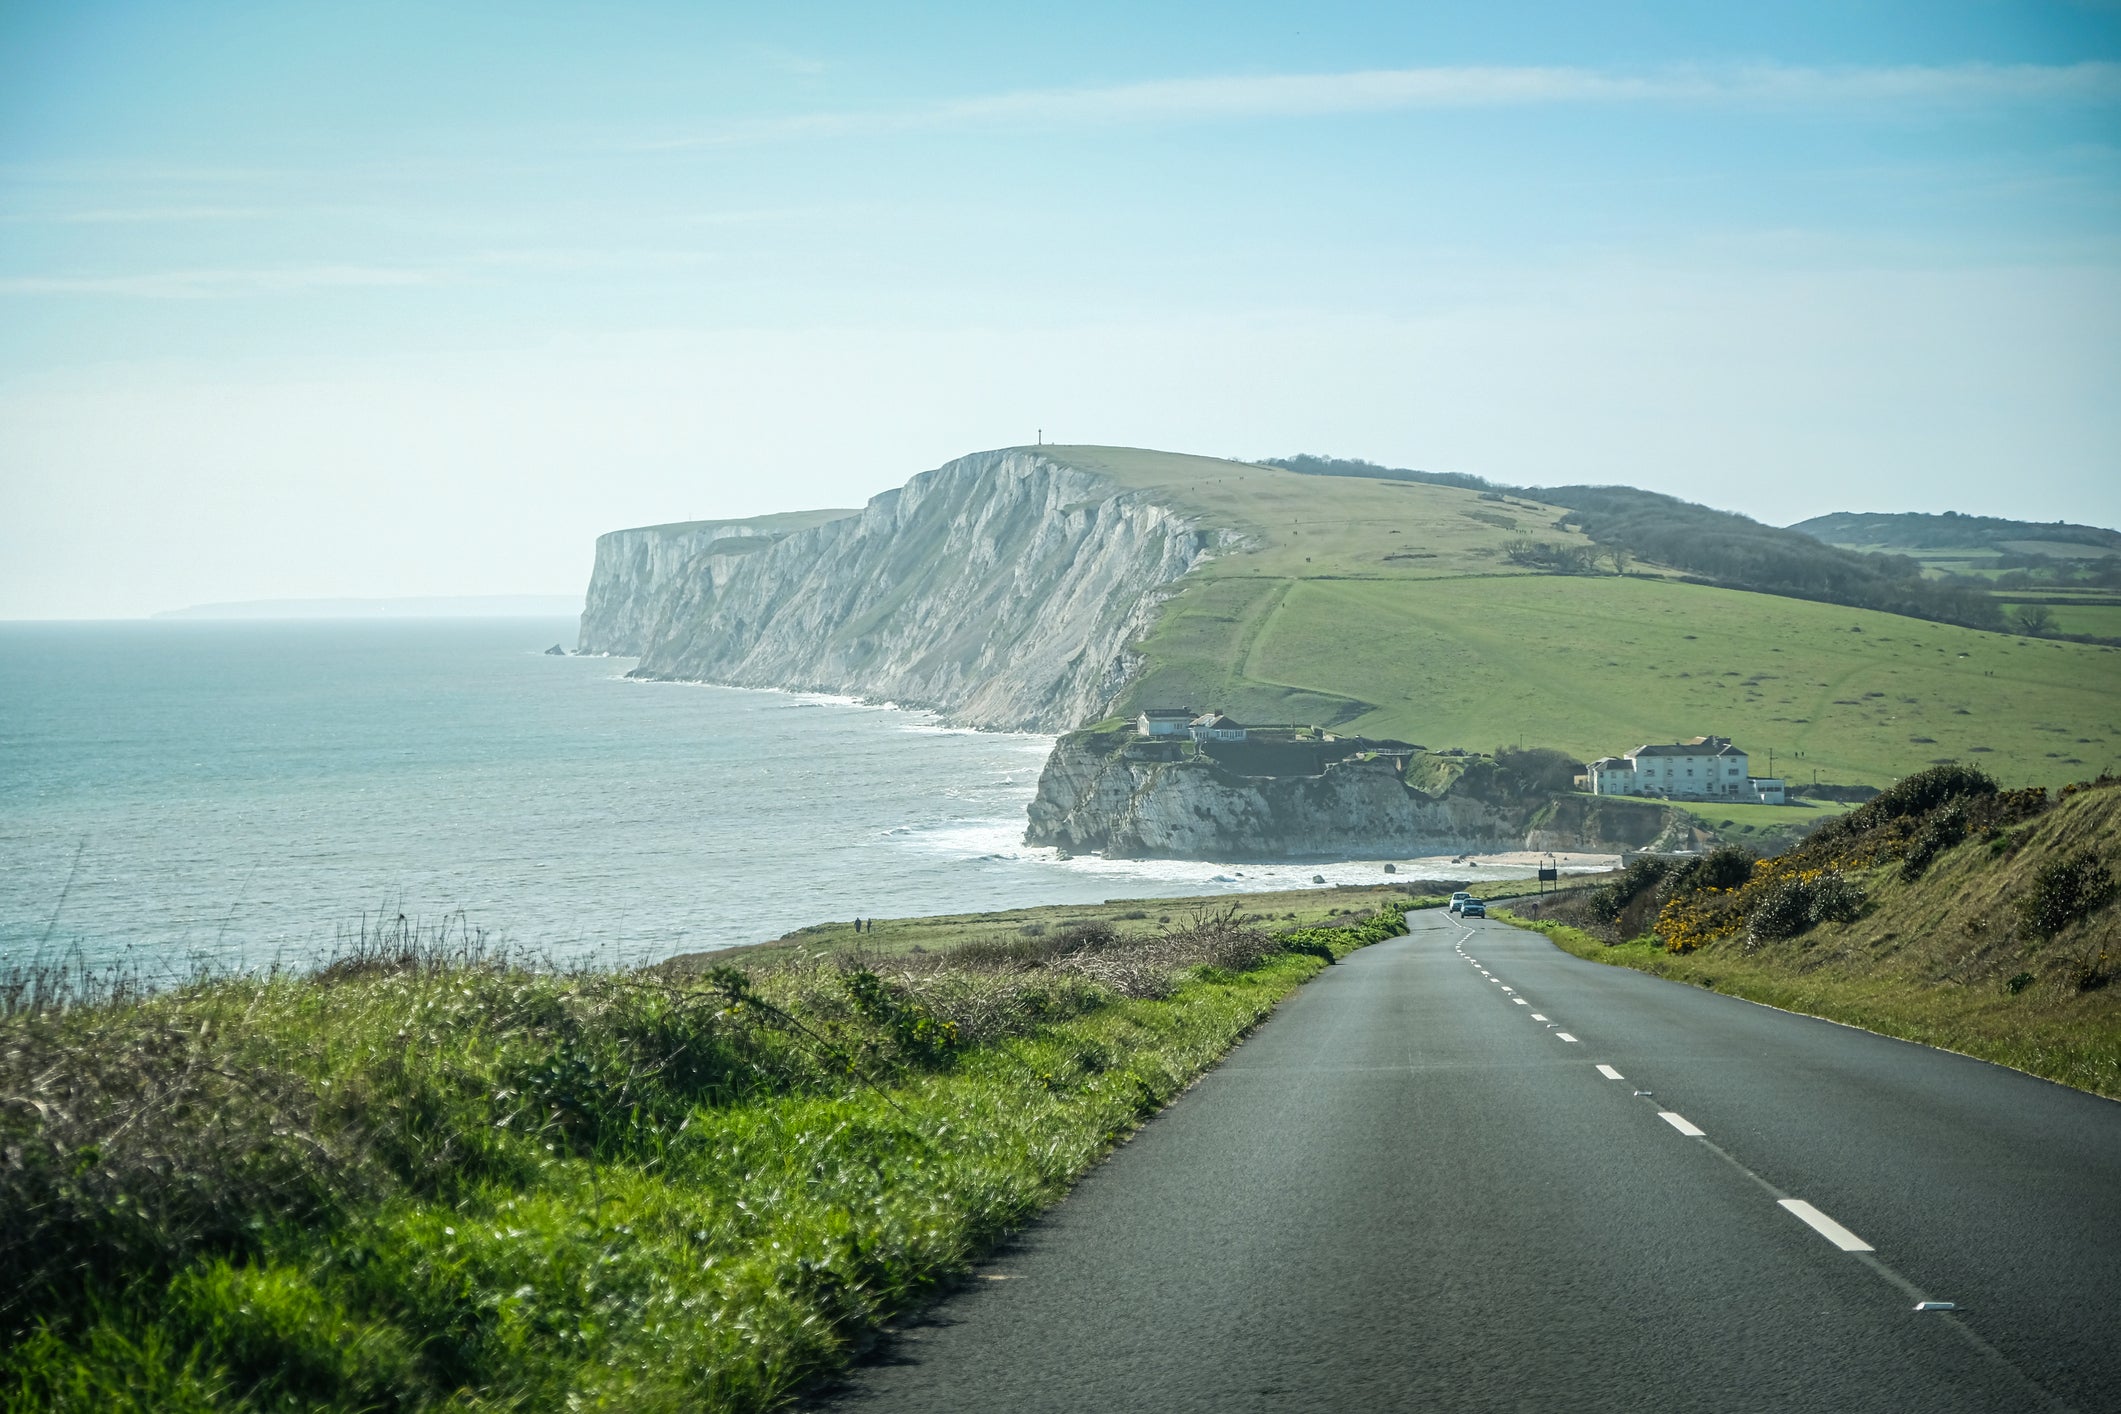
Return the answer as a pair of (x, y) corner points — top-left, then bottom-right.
(1036, 446), (2121, 790)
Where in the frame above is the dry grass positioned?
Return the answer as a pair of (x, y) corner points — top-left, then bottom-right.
(1497, 778), (2121, 1097)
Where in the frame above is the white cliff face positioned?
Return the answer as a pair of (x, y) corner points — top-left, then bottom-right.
(1025, 738), (1528, 859)
(610, 449), (1221, 731)
(580, 521), (793, 656)
(1025, 735), (1683, 860)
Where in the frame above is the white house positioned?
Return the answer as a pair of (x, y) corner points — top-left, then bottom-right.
(1188, 712), (1247, 743)
(1137, 707), (1194, 738)
(1588, 735), (1780, 801)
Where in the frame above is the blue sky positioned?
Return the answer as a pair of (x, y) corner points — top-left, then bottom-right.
(3, 1), (2117, 616)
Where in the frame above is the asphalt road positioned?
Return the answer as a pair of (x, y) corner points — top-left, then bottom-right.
(817, 909), (2121, 1412)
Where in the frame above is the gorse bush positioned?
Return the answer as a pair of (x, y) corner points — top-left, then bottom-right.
(1587, 857), (1670, 925)
(1746, 870), (1867, 946)
(0, 901), (1404, 1411)
(2018, 851), (2117, 940)
(1900, 803), (1969, 881)
(1649, 764), (2061, 954)
(1664, 847), (1757, 900)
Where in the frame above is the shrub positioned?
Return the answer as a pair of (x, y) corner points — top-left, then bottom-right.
(1589, 858), (1670, 923)
(1747, 877), (1815, 943)
(841, 970), (964, 1064)
(1857, 763), (1996, 827)
(1501, 539), (1599, 574)
(2017, 850), (2117, 939)
(1494, 745), (1586, 792)
(1899, 804), (1968, 880)
(1743, 869), (1864, 946)
(1809, 870), (1867, 925)
(1664, 846), (1756, 901)
(0, 999), (374, 1325)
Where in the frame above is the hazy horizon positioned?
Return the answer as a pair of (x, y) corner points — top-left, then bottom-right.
(5, 2), (2118, 618)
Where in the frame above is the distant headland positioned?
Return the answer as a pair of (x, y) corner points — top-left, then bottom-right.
(154, 594), (584, 620)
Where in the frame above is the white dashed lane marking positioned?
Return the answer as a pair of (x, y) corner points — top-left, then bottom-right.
(1778, 1199), (1875, 1253)
(1658, 1111), (1706, 1137)
(1555, 1032), (1579, 1044)
(1531, 1013), (1548, 1021)
(1596, 1064), (1624, 1080)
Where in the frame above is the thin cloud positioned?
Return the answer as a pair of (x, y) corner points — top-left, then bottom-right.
(0, 264), (440, 299)
(0, 206), (282, 225)
(645, 60), (2121, 148)
(0, 248), (724, 299)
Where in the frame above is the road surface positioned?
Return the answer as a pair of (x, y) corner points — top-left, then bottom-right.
(818, 909), (2121, 1412)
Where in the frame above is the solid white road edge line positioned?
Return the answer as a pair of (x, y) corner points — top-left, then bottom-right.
(1596, 1064), (1624, 1080)
(1778, 1199), (1874, 1252)
(1658, 1111), (1705, 1137)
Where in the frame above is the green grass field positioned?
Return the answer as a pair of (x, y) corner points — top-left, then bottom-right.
(1042, 445), (1594, 582)
(2042, 602), (2121, 639)
(1032, 449), (2121, 792)
(1122, 570), (2121, 789)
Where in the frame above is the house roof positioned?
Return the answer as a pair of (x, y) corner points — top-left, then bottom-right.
(1630, 736), (1744, 758)
(1139, 707), (1195, 719)
(1589, 756), (1630, 768)
(1190, 712), (1244, 728)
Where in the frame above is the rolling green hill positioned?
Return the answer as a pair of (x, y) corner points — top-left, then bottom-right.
(1791, 510), (2121, 561)
(1035, 447), (2121, 791)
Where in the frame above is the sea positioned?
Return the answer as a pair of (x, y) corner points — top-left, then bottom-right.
(2, 619), (1566, 976)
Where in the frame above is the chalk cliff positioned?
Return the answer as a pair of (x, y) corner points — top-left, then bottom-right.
(1024, 733), (1679, 860)
(591, 448), (1228, 731)
(1026, 740), (1512, 859)
(578, 509), (862, 656)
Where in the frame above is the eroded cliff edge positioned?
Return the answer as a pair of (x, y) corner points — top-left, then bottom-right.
(1025, 729), (1684, 860)
(580, 448), (1228, 732)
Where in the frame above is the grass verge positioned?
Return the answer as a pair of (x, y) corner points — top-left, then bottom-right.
(1490, 771), (2121, 1100)
(1496, 908), (2121, 1099)
(1, 902), (1404, 1411)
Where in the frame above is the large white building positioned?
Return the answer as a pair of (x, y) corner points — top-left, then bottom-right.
(1587, 735), (1785, 803)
